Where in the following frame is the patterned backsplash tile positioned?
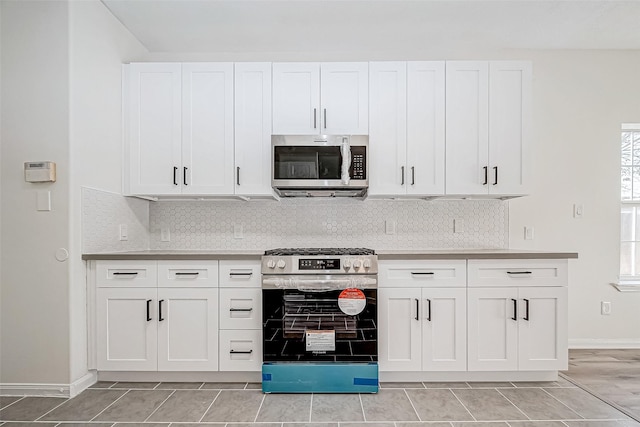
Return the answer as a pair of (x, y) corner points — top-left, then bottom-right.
(82, 187), (508, 252)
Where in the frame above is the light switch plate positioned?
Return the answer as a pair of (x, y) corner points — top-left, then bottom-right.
(454, 219), (464, 233)
(119, 224), (128, 241)
(573, 204), (584, 219)
(385, 220), (396, 235)
(161, 227), (170, 242)
(525, 226), (534, 240)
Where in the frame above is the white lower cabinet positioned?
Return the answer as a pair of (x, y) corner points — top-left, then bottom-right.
(467, 286), (568, 371)
(378, 286), (467, 372)
(219, 330), (262, 371)
(95, 260), (219, 372)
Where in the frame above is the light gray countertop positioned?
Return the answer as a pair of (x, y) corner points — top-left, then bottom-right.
(82, 249), (577, 260)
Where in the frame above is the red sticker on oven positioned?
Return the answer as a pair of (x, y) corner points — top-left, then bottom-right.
(338, 288), (366, 315)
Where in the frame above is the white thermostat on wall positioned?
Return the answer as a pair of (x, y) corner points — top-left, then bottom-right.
(24, 161), (56, 182)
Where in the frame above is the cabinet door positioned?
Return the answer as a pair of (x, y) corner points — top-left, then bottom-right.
(182, 63), (234, 195)
(96, 288), (157, 371)
(368, 62), (407, 196)
(488, 61), (531, 196)
(219, 329), (262, 372)
(378, 288), (421, 371)
(445, 61), (489, 195)
(320, 62), (368, 134)
(407, 62), (445, 196)
(126, 63), (182, 195)
(234, 63), (273, 196)
(157, 288), (218, 371)
(518, 287), (568, 371)
(422, 287), (467, 371)
(272, 63), (320, 135)
(467, 287), (518, 371)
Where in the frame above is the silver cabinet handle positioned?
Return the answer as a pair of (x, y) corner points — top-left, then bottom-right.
(313, 108), (317, 129)
(323, 108), (327, 129)
(401, 166), (405, 185)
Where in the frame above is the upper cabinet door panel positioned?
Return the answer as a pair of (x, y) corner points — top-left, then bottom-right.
(181, 63), (234, 195)
(489, 61), (532, 196)
(127, 63), (182, 195)
(272, 63), (320, 135)
(407, 61), (445, 195)
(320, 62), (369, 135)
(368, 61), (407, 196)
(234, 63), (273, 196)
(445, 61), (489, 195)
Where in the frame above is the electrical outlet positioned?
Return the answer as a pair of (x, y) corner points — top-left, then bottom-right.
(161, 227), (170, 242)
(234, 223), (243, 239)
(385, 220), (397, 235)
(574, 204), (584, 219)
(454, 219), (464, 233)
(524, 226), (534, 240)
(119, 224), (128, 241)
(601, 301), (611, 315)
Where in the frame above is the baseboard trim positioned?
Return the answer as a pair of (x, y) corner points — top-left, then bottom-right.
(569, 338), (640, 349)
(0, 371), (97, 398)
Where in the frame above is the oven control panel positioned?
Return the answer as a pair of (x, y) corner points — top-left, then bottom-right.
(299, 258), (340, 270)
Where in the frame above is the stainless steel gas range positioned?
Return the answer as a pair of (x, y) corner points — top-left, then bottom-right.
(261, 248), (379, 393)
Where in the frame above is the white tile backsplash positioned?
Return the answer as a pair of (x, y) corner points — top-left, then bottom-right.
(82, 187), (149, 253)
(147, 198), (508, 250)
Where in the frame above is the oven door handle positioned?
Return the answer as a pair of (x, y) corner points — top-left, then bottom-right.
(341, 136), (351, 184)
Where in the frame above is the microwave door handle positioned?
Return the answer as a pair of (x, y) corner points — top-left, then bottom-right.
(341, 137), (351, 184)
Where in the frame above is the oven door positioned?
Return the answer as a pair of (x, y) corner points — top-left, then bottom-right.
(262, 281), (377, 363)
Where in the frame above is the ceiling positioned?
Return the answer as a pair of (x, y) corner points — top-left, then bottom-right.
(101, 0), (640, 53)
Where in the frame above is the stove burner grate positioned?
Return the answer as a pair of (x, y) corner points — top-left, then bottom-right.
(264, 248), (375, 256)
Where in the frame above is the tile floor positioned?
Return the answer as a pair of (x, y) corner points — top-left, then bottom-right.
(1, 379), (638, 427)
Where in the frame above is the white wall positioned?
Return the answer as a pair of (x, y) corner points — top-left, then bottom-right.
(68, 0), (147, 384)
(1, 0), (71, 384)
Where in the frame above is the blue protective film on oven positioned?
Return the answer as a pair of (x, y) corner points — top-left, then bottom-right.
(261, 363), (378, 393)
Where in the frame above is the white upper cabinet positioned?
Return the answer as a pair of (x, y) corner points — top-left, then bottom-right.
(182, 63), (234, 195)
(126, 63), (182, 195)
(124, 63), (234, 196)
(272, 62), (368, 135)
(234, 63), (273, 197)
(445, 61), (531, 196)
(369, 61), (445, 197)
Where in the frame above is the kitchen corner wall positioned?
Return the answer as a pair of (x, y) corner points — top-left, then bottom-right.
(148, 198), (508, 250)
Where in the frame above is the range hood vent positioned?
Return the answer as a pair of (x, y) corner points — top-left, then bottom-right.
(274, 188), (368, 199)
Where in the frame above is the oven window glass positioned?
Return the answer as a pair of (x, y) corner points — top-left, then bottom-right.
(274, 146), (341, 180)
(262, 288), (377, 362)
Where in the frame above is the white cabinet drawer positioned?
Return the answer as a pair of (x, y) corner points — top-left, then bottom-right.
(96, 261), (157, 288)
(219, 288), (262, 329)
(219, 260), (261, 288)
(157, 261), (219, 288)
(468, 259), (568, 287)
(379, 260), (466, 287)
(219, 329), (262, 371)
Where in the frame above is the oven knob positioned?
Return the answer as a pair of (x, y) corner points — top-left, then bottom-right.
(267, 259), (276, 269)
(363, 259), (372, 269)
(276, 259), (286, 269)
(343, 259), (352, 270)
(353, 259), (362, 269)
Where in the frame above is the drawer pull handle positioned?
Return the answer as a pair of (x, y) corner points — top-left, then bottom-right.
(230, 349), (253, 354)
(159, 299), (165, 322)
(506, 271), (532, 275)
(229, 308), (253, 312)
(113, 272), (138, 276)
(523, 298), (530, 321)
(175, 272), (200, 276)
(146, 299), (152, 321)
(230, 272), (253, 277)
(426, 298), (432, 322)
(415, 298), (419, 321)
(511, 298), (518, 321)
(411, 272), (435, 275)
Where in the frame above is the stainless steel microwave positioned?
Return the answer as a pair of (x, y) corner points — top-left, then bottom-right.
(271, 135), (368, 198)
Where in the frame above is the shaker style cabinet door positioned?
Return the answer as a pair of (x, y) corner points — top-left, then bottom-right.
(378, 288), (422, 371)
(272, 62), (320, 135)
(181, 63), (234, 195)
(320, 62), (369, 135)
(368, 62), (407, 196)
(96, 288), (158, 371)
(125, 63), (182, 195)
(234, 62), (273, 197)
(156, 288), (219, 371)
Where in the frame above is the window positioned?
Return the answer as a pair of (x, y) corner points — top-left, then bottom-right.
(619, 124), (640, 284)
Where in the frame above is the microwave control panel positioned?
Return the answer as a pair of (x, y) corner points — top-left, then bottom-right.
(350, 146), (366, 180)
